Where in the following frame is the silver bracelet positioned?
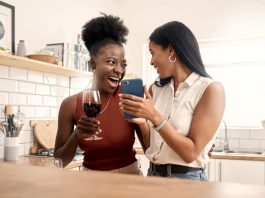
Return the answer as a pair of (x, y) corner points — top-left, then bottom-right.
(153, 120), (167, 132)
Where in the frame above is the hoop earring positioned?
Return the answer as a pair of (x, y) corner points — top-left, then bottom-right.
(168, 55), (176, 63)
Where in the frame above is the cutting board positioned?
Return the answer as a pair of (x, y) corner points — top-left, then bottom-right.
(31, 120), (57, 150)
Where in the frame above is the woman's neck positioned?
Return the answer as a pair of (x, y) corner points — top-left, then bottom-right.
(100, 92), (112, 100)
(172, 64), (192, 91)
(91, 84), (112, 100)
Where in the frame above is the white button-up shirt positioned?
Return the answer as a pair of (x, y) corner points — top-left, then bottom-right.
(145, 72), (219, 168)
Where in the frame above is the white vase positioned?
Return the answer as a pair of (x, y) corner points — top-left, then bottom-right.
(16, 40), (27, 57)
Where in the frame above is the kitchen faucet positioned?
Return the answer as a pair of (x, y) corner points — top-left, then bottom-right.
(215, 120), (229, 152)
(222, 120), (229, 152)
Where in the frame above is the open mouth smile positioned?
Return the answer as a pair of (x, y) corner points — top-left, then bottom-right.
(107, 76), (120, 87)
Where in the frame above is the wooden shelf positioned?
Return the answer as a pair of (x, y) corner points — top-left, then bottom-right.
(0, 52), (92, 77)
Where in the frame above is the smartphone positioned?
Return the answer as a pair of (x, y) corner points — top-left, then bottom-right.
(121, 78), (144, 119)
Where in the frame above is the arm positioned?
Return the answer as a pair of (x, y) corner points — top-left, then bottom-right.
(137, 85), (154, 150)
(121, 82), (225, 163)
(134, 123), (150, 152)
(54, 95), (80, 167)
(152, 82), (225, 163)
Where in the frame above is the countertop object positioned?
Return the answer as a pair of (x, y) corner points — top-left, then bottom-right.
(1, 162), (265, 198)
(31, 120), (57, 150)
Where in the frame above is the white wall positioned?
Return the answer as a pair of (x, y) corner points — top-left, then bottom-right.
(3, 0), (265, 76)
(3, 0), (115, 54)
(113, 0), (265, 75)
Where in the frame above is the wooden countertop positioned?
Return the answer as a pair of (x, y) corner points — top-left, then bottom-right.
(1, 163), (265, 198)
(210, 152), (265, 161)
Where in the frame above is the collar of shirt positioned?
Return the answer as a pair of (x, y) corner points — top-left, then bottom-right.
(168, 72), (200, 93)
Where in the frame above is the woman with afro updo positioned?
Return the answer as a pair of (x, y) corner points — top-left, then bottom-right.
(54, 14), (143, 175)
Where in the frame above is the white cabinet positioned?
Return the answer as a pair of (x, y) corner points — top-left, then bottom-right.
(219, 159), (264, 185)
(206, 159), (217, 182)
(208, 159), (265, 185)
(136, 154), (149, 176)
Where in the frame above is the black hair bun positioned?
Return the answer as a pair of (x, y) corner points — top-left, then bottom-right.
(82, 13), (129, 50)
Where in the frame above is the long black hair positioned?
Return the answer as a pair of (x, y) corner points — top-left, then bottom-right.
(82, 13), (129, 58)
(149, 21), (210, 87)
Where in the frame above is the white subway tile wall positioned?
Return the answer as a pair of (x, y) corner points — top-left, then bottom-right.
(229, 129), (250, 139)
(9, 68), (28, 81)
(0, 79), (18, 92)
(44, 74), (57, 85)
(1, 65), (265, 157)
(0, 92), (8, 104)
(216, 128), (265, 151)
(70, 76), (92, 94)
(28, 71), (43, 83)
(260, 141), (265, 150)
(36, 84), (50, 95)
(0, 65), (9, 78)
(9, 93), (27, 105)
(50, 86), (58, 96)
(18, 82), (35, 94)
(0, 65), (91, 158)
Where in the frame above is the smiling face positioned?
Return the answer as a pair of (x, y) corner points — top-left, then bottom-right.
(149, 41), (175, 79)
(91, 43), (127, 95)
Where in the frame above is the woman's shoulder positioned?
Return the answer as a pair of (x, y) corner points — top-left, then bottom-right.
(60, 93), (80, 108)
(199, 80), (225, 105)
(205, 81), (225, 94)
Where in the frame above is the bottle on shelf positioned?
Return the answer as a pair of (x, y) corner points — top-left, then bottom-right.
(74, 34), (82, 70)
(16, 40), (27, 57)
(64, 43), (70, 68)
(81, 48), (90, 72)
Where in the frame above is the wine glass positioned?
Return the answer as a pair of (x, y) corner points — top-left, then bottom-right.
(82, 90), (103, 140)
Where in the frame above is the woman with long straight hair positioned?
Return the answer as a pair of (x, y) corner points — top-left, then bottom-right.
(119, 21), (225, 180)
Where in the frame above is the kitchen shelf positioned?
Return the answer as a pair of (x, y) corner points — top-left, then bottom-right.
(0, 52), (92, 77)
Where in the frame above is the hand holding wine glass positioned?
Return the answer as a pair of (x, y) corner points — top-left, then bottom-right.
(82, 90), (103, 140)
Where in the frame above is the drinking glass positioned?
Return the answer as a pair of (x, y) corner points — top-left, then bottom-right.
(82, 90), (102, 140)
(41, 157), (63, 169)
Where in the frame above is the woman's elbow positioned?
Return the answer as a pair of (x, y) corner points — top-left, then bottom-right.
(181, 153), (197, 164)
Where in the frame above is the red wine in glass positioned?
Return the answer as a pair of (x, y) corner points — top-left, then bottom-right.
(82, 90), (102, 140)
(83, 103), (101, 117)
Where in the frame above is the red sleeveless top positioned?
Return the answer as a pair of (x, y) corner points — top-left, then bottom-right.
(76, 86), (136, 170)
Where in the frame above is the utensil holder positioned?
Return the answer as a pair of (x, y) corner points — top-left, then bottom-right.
(4, 137), (19, 161)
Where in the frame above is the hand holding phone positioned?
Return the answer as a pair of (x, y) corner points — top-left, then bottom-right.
(121, 78), (144, 119)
